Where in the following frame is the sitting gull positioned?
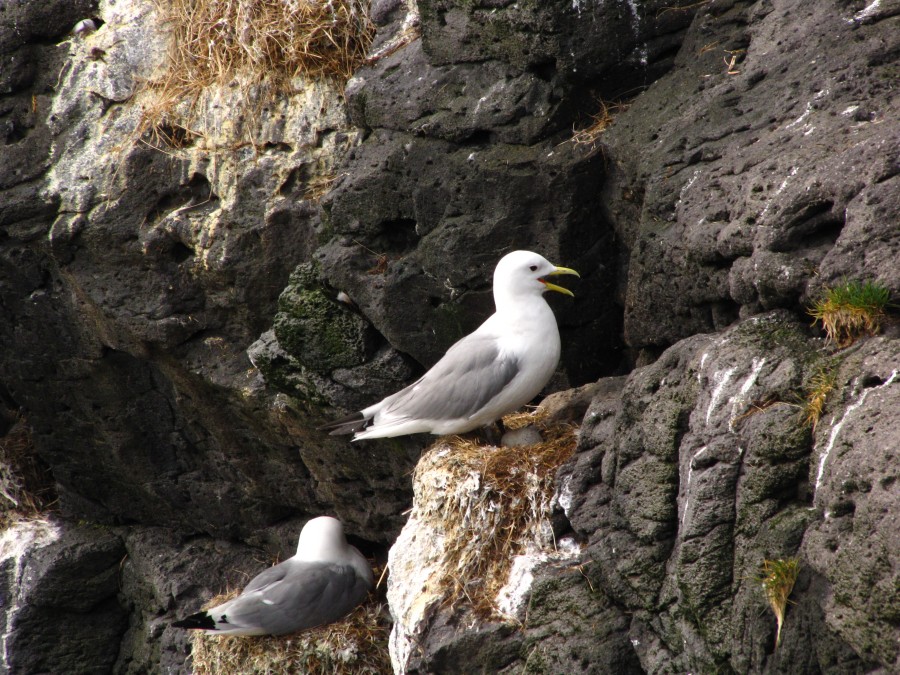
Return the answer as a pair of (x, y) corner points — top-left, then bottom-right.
(321, 250), (579, 440)
(172, 516), (373, 636)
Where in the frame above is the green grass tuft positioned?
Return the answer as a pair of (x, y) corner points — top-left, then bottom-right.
(808, 279), (890, 347)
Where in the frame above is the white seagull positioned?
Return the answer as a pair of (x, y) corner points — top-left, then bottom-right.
(321, 250), (579, 440)
(172, 516), (373, 636)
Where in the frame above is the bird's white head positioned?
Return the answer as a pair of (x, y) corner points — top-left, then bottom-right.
(295, 516), (347, 562)
(492, 250), (579, 306)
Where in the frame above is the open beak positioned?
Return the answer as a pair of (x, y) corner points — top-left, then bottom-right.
(540, 265), (580, 297)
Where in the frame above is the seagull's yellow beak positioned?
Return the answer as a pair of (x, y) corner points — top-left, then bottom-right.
(541, 265), (580, 297)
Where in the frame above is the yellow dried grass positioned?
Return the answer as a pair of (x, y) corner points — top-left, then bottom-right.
(303, 171), (338, 202)
(414, 412), (577, 617)
(139, 0), (374, 146)
(0, 414), (56, 529)
(759, 557), (800, 649)
(571, 99), (629, 148)
(801, 368), (836, 431)
(189, 585), (390, 675)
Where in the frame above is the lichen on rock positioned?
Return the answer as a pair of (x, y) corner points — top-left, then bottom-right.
(274, 262), (378, 375)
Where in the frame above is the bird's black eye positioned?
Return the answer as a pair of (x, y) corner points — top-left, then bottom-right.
(529, 265), (538, 272)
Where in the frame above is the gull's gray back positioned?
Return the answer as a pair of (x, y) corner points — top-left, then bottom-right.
(219, 560), (371, 635)
(382, 333), (520, 422)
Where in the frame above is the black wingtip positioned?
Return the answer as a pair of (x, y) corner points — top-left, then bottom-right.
(172, 611), (216, 631)
(317, 411), (367, 436)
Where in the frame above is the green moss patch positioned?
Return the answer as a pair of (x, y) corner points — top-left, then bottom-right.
(274, 263), (377, 374)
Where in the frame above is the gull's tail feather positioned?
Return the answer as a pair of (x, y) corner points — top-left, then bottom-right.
(172, 611), (217, 631)
(318, 411), (368, 436)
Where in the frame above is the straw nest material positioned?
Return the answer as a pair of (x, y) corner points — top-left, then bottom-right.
(411, 410), (577, 618)
(139, 0), (374, 145)
(188, 588), (391, 675)
(0, 413), (56, 529)
(571, 99), (630, 149)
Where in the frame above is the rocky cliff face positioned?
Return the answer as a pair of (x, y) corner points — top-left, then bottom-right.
(1, 0), (898, 673)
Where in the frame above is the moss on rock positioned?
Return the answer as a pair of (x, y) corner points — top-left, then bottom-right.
(274, 262), (377, 374)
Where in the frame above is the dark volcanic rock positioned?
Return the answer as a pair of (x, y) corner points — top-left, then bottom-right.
(0, 520), (127, 675)
(0, 0), (98, 52)
(559, 312), (895, 673)
(802, 339), (900, 670)
(600, 0), (900, 351)
(275, 263), (380, 374)
(251, 261), (420, 411)
(417, 0), (695, 88)
(502, 566), (643, 675)
(401, 566), (642, 675)
(0, 0), (414, 545)
(308, 0), (706, 402)
(0, 0), (898, 672)
(347, 40), (562, 145)
(317, 129), (620, 385)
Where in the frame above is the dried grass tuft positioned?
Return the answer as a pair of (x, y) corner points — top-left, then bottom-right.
(189, 587), (391, 675)
(304, 171), (338, 202)
(1, 413), (56, 529)
(139, 0), (374, 145)
(759, 557), (800, 649)
(801, 368), (836, 431)
(415, 412), (577, 617)
(571, 99), (630, 148)
(808, 279), (891, 347)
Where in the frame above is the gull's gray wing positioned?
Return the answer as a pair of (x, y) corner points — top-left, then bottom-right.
(222, 561), (370, 635)
(381, 332), (519, 422)
(242, 560), (290, 594)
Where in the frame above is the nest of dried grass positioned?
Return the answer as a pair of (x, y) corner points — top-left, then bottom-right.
(571, 99), (630, 148)
(414, 411), (577, 617)
(140, 0), (374, 145)
(189, 589), (391, 675)
(1, 413), (56, 529)
(303, 170), (338, 202)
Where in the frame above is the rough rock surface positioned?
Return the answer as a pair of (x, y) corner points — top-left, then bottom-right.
(387, 436), (640, 674)
(391, 316), (897, 674)
(0, 0), (898, 672)
(802, 342), (900, 670)
(0, 519), (127, 674)
(562, 313), (897, 674)
(1, 0), (421, 543)
(602, 0), (900, 353)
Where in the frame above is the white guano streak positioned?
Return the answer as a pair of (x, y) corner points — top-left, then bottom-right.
(850, 0), (882, 22)
(760, 166), (798, 220)
(706, 367), (736, 425)
(494, 538), (582, 620)
(728, 357), (766, 431)
(815, 369), (898, 492)
(681, 445), (708, 527)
